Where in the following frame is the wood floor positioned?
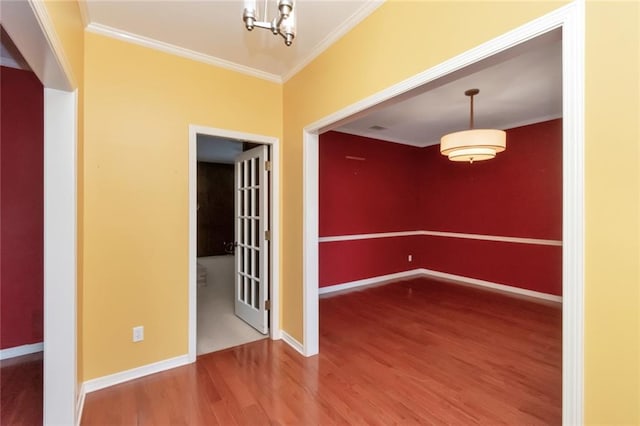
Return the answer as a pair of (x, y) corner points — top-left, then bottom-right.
(81, 278), (562, 425)
(0, 351), (43, 425)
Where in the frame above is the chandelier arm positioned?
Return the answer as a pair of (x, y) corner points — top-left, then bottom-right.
(277, 29), (294, 46)
(274, 13), (285, 31)
(270, 17), (280, 34)
(251, 20), (272, 30)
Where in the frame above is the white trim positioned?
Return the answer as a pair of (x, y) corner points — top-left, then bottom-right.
(27, 1), (77, 89)
(282, 0), (384, 82)
(338, 113), (564, 149)
(44, 87), (78, 426)
(0, 342), (44, 360)
(421, 230), (562, 246)
(76, 0), (91, 28)
(560, 1), (585, 423)
(303, 2), (584, 424)
(83, 355), (190, 394)
(319, 268), (562, 303)
(302, 131), (320, 357)
(280, 330), (305, 356)
(75, 383), (86, 426)
(419, 268), (563, 303)
(319, 270), (423, 295)
(86, 23), (282, 84)
(81, 2), (382, 84)
(188, 127), (197, 362)
(319, 230), (419, 242)
(319, 230), (562, 246)
(1, 0), (74, 90)
(188, 125), (281, 362)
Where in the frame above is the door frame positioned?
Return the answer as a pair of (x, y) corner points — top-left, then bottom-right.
(302, 1), (584, 424)
(2, 1), (79, 424)
(188, 125), (281, 362)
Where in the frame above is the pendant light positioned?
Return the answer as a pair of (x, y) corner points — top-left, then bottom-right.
(440, 89), (506, 163)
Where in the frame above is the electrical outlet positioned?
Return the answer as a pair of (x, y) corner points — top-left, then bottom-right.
(408, 254), (413, 262)
(132, 326), (144, 342)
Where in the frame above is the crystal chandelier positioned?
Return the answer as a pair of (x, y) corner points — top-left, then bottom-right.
(243, 0), (296, 46)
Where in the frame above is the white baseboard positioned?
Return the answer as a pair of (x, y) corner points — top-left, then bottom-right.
(319, 269), (424, 295)
(75, 383), (86, 426)
(419, 268), (563, 302)
(280, 330), (305, 356)
(83, 354), (190, 393)
(0, 342), (44, 360)
(318, 268), (562, 303)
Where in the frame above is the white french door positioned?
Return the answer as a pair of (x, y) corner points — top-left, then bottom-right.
(234, 145), (269, 334)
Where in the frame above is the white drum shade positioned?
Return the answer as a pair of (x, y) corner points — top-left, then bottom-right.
(440, 128), (506, 162)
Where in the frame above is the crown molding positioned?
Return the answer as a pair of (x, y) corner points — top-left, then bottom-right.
(77, 0), (90, 29)
(337, 113), (564, 148)
(282, 0), (384, 82)
(86, 23), (283, 84)
(82, 1), (383, 84)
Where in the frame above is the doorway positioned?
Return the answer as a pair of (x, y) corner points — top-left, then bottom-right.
(0, 28), (45, 425)
(195, 136), (271, 354)
(2, 2), (79, 424)
(188, 126), (280, 362)
(302, 2), (584, 424)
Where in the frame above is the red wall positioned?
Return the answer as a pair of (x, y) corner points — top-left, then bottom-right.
(418, 119), (562, 240)
(1, 67), (44, 349)
(319, 120), (562, 295)
(319, 131), (422, 235)
(319, 132), (422, 286)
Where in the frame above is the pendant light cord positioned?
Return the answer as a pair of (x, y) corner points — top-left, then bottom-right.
(469, 94), (474, 129)
(465, 88), (479, 130)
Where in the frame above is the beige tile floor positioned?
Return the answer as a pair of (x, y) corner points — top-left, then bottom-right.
(196, 256), (267, 355)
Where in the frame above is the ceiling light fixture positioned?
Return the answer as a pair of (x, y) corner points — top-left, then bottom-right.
(243, 0), (296, 46)
(440, 89), (506, 163)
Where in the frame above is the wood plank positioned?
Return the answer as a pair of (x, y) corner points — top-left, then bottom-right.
(0, 351), (43, 425)
(81, 277), (561, 425)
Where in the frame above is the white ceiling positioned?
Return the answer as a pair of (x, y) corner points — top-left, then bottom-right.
(335, 31), (563, 147)
(83, 0), (382, 82)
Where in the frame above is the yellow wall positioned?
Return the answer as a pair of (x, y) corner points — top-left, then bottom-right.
(584, 2), (639, 423)
(82, 32), (282, 379)
(282, 0), (639, 423)
(42, 0), (86, 392)
(43, 0), (639, 423)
